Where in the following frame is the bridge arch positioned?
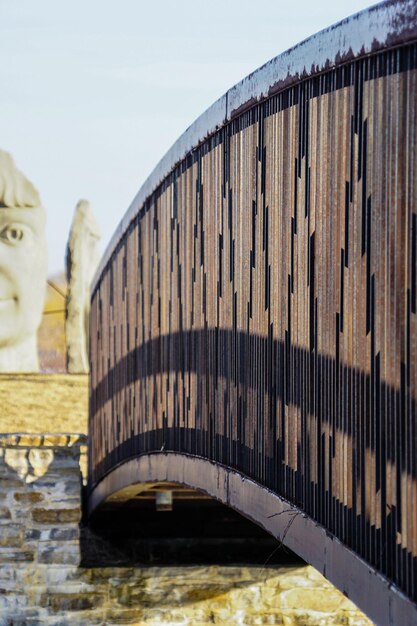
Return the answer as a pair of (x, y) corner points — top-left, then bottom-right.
(88, 2), (417, 625)
(89, 452), (416, 625)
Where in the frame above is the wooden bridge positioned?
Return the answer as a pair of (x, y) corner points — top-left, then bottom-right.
(88, 2), (417, 624)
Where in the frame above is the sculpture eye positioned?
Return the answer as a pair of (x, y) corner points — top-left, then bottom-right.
(0, 225), (25, 244)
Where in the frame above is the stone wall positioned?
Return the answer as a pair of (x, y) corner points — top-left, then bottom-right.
(0, 434), (373, 626)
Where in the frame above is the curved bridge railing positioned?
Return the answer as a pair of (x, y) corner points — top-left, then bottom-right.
(89, 2), (417, 624)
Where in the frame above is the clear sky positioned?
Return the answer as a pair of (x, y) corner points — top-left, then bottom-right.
(1, 0), (374, 275)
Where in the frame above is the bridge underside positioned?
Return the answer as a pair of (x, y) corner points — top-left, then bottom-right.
(89, 452), (417, 625)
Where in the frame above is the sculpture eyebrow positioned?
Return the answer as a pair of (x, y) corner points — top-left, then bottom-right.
(0, 207), (44, 225)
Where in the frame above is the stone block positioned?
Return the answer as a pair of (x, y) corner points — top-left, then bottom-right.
(38, 460), (78, 474)
(18, 610), (50, 626)
(42, 564), (79, 587)
(0, 524), (24, 547)
(338, 596), (365, 612)
(280, 589), (343, 612)
(37, 471), (80, 486)
(46, 582), (96, 596)
(345, 616), (374, 625)
(44, 611), (105, 626)
(45, 498), (80, 511)
(64, 480), (82, 496)
(25, 583), (48, 606)
(37, 542), (80, 565)
(86, 566), (134, 583)
(36, 481), (69, 499)
(135, 608), (167, 623)
(32, 508), (80, 524)
(0, 478), (23, 489)
(0, 580), (19, 593)
(7, 508), (29, 523)
(0, 548), (34, 562)
(0, 507), (11, 520)
(0, 592), (28, 612)
(43, 435), (75, 448)
(103, 607), (144, 624)
(14, 492), (44, 504)
(17, 435), (43, 447)
(39, 527), (79, 541)
(42, 592), (103, 612)
(3, 449), (30, 481)
(274, 574), (319, 591)
(0, 612), (34, 626)
(16, 568), (44, 587)
(25, 529), (41, 540)
(0, 435), (19, 447)
(0, 565), (16, 582)
(226, 613), (284, 625)
(285, 610), (347, 626)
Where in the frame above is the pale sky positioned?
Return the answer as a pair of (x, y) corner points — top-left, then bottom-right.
(0, 0), (375, 275)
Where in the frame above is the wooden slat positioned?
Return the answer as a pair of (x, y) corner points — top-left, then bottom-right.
(89, 46), (417, 604)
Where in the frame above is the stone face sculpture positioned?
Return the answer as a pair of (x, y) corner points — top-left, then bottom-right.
(65, 199), (101, 373)
(0, 150), (47, 372)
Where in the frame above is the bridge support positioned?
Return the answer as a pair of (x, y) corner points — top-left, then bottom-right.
(89, 452), (417, 626)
